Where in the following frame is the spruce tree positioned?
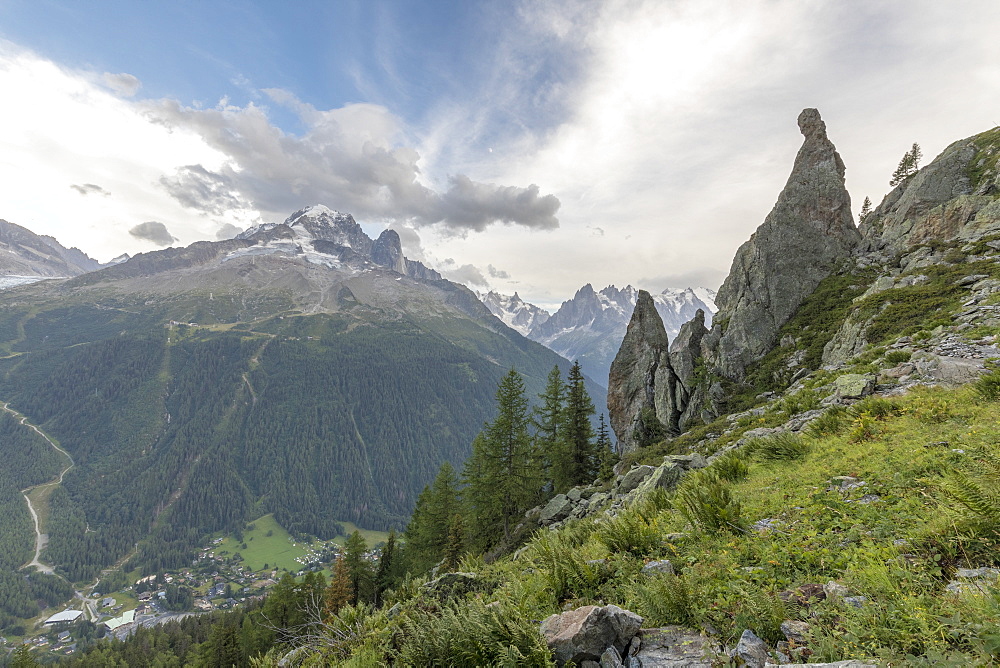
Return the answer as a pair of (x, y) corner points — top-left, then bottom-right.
(533, 365), (567, 493)
(440, 514), (465, 572)
(464, 368), (540, 550)
(374, 530), (397, 605)
(343, 531), (373, 605)
(557, 361), (597, 490)
(403, 462), (461, 573)
(596, 413), (619, 481)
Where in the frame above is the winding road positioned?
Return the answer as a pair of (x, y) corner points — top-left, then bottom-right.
(2, 402), (74, 574)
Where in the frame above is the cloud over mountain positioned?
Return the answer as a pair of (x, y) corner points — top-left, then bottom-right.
(147, 92), (560, 233)
(129, 221), (177, 245)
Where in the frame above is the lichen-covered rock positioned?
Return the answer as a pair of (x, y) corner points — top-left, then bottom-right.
(540, 604), (643, 665)
(627, 626), (722, 666)
(540, 494), (575, 524)
(733, 629), (769, 668)
(832, 373), (876, 399)
(712, 109), (860, 380)
(616, 465), (656, 495)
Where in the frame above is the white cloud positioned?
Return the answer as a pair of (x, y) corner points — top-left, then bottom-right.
(101, 72), (141, 97)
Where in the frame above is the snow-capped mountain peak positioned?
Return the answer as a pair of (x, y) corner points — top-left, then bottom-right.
(479, 284), (717, 386)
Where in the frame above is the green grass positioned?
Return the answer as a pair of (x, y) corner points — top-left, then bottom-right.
(362, 384), (1000, 665)
(210, 515), (390, 573)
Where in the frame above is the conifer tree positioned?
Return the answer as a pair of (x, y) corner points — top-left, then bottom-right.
(325, 558), (352, 616)
(533, 365), (567, 492)
(889, 143), (922, 186)
(596, 413), (619, 481)
(858, 196), (873, 225)
(556, 361), (597, 490)
(343, 531), (373, 605)
(464, 368), (540, 550)
(403, 462), (461, 573)
(440, 514), (465, 572)
(374, 530), (397, 605)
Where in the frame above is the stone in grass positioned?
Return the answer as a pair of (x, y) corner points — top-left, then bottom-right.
(824, 581), (850, 601)
(629, 626), (722, 667)
(780, 620), (811, 645)
(540, 604), (642, 665)
(640, 559), (675, 576)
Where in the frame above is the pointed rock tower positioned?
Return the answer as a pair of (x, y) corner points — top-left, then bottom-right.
(711, 108), (860, 379)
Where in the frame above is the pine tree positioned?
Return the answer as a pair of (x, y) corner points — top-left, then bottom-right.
(325, 557), (352, 616)
(858, 196), (873, 225)
(557, 361), (597, 490)
(889, 143), (922, 187)
(464, 368), (540, 550)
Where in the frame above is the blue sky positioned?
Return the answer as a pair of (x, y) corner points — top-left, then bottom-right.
(1, 1), (1000, 310)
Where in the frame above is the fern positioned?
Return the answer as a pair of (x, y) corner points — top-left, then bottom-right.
(531, 531), (602, 602)
(747, 432), (809, 461)
(629, 573), (697, 627)
(596, 508), (661, 557)
(711, 451), (750, 482)
(673, 471), (747, 535)
(939, 447), (1000, 527)
(394, 599), (554, 666)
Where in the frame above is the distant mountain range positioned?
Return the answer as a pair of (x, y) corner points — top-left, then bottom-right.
(0, 206), (604, 584)
(480, 285), (716, 386)
(0, 218), (104, 288)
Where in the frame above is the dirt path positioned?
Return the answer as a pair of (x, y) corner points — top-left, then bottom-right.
(2, 402), (74, 573)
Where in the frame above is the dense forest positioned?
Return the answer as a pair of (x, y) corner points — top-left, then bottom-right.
(10, 365), (612, 666)
(0, 291), (602, 591)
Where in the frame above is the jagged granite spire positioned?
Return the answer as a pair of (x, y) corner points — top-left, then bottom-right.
(711, 108), (860, 379)
(608, 290), (670, 454)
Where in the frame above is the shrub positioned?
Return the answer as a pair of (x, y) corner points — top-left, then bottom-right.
(749, 433), (809, 462)
(848, 412), (880, 443)
(849, 396), (900, 420)
(884, 350), (913, 365)
(673, 472), (746, 535)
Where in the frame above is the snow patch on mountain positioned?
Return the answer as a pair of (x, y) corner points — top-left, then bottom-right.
(478, 291), (551, 336)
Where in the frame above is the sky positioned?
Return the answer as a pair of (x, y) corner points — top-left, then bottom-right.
(1, 1), (999, 311)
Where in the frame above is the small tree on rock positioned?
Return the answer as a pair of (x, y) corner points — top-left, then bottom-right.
(889, 143), (922, 187)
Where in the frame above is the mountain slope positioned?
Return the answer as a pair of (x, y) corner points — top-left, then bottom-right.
(0, 218), (102, 287)
(0, 206), (605, 583)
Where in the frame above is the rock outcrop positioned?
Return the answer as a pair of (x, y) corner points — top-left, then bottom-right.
(861, 128), (1000, 254)
(711, 108), (860, 380)
(608, 290), (671, 453)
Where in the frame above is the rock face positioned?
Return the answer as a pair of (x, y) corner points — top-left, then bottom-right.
(607, 109), (861, 448)
(860, 128), (1000, 253)
(712, 108), (860, 379)
(371, 229), (407, 274)
(608, 290), (671, 453)
(0, 218), (102, 279)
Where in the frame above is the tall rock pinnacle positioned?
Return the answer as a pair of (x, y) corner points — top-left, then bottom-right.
(608, 290), (670, 454)
(712, 108), (860, 378)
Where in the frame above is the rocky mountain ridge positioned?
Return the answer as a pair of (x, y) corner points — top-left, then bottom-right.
(0, 218), (102, 286)
(608, 109), (1000, 455)
(480, 284), (716, 386)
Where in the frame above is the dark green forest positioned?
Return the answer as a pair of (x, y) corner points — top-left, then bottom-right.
(0, 292), (602, 590)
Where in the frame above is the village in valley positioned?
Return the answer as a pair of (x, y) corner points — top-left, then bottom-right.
(2, 515), (385, 658)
